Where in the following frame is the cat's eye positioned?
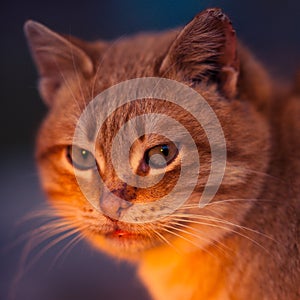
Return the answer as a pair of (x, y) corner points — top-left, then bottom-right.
(67, 146), (97, 170)
(145, 143), (178, 169)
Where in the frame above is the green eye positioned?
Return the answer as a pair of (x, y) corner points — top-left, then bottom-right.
(67, 146), (96, 170)
(145, 143), (178, 169)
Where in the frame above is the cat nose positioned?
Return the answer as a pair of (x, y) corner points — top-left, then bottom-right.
(99, 186), (133, 220)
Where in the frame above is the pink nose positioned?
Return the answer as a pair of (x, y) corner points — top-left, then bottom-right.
(99, 185), (133, 220)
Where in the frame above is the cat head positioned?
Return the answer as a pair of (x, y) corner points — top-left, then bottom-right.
(25, 8), (271, 259)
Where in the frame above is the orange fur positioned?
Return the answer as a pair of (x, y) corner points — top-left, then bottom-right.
(25, 8), (299, 300)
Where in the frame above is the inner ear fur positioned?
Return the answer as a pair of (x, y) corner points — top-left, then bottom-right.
(24, 20), (94, 106)
(160, 8), (239, 99)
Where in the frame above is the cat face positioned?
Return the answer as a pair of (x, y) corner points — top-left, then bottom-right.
(25, 8), (271, 259)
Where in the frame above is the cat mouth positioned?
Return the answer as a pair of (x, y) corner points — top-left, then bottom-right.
(101, 225), (155, 256)
(104, 222), (143, 239)
(106, 229), (139, 238)
(99, 218), (153, 246)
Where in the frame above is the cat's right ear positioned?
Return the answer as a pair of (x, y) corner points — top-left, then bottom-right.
(24, 20), (94, 107)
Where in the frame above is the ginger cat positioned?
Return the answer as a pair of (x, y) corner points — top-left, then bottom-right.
(24, 8), (299, 300)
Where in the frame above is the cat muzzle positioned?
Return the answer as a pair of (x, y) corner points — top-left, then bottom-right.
(99, 187), (133, 220)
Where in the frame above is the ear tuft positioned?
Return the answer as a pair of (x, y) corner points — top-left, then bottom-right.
(24, 20), (94, 106)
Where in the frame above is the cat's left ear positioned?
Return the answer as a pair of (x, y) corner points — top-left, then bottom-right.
(160, 8), (239, 99)
(24, 20), (94, 107)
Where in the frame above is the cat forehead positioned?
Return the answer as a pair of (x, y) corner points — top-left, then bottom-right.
(91, 31), (178, 83)
(78, 99), (186, 143)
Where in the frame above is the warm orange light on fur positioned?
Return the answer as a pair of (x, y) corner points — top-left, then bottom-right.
(24, 8), (300, 300)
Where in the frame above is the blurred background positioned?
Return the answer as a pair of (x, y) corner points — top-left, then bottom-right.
(0, 1), (299, 299)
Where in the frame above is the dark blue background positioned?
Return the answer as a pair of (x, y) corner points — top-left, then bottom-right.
(0, 1), (299, 299)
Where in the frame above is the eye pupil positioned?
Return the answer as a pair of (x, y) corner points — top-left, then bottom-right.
(81, 150), (88, 158)
(160, 145), (169, 156)
(144, 143), (178, 169)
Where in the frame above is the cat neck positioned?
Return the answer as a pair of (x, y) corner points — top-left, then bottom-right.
(138, 235), (239, 300)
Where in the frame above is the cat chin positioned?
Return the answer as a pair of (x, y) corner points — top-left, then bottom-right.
(85, 230), (158, 261)
(84, 220), (230, 261)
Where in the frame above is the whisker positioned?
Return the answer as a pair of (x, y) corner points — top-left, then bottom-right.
(227, 165), (285, 183)
(5, 218), (81, 254)
(151, 30), (183, 94)
(14, 205), (61, 226)
(50, 54), (83, 114)
(160, 226), (217, 258)
(50, 231), (86, 270)
(69, 41), (86, 111)
(168, 221), (233, 256)
(91, 35), (126, 99)
(171, 216), (271, 255)
(26, 227), (84, 272)
(19, 223), (80, 268)
(151, 228), (181, 254)
(8, 217), (82, 300)
(172, 213), (275, 242)
(180, 198), (279, 209)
